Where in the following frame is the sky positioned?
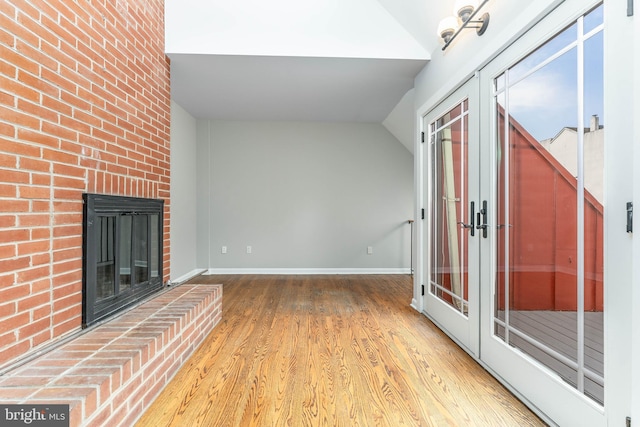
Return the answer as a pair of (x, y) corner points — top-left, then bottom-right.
(504, 5), (604, 142)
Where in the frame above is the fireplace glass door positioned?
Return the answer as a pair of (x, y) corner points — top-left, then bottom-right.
(83, 194), (164, 327)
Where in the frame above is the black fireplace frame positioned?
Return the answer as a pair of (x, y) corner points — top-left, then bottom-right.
(82, 193), (164, 328)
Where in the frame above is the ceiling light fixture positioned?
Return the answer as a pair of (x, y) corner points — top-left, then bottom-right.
(438, 0), (490, 51)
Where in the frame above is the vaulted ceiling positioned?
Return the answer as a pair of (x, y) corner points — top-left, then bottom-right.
(166, 0), (449, 150)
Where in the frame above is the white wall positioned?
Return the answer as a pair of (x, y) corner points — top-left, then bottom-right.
(165, 0), (428, 60)
(195, 120), (211, 269)
(169, 101), (201, 282)
(383, 89), (415, 154)
(196, 120), (413, 273)
(374, 0), (447, 54)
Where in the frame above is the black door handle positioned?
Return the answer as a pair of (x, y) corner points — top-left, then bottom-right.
(476, 200), (488, 238)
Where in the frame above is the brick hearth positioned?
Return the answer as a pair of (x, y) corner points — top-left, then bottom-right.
(0, 283), (222, 427)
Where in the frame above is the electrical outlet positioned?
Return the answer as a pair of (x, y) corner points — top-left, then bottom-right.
(246, 246), (252, 254)
(367, 246), (373, 255)
(221, 246), (227, 254)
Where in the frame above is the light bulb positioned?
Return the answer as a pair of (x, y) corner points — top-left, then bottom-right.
(453, 0), (479, 22)
(437, 16), (458, 43)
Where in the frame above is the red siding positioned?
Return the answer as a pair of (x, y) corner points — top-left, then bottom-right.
(496, 116), (603, 312)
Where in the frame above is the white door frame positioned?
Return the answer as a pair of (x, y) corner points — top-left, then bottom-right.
(633, 0), (640, 419)
(633, 0), (640, 422)
(413, 0), (633, 424)
(604, 0), (636, 423)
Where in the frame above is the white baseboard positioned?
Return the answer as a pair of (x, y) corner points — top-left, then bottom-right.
(169, 268), (208, 285)
(205, 268), (411, 275)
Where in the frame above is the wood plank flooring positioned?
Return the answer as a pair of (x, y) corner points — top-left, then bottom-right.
(136, 275), (546, 427)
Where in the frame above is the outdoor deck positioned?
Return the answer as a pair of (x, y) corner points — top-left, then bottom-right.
(497, 310), (604, 404)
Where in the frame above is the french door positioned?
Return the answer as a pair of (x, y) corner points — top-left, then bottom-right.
(479, 4), (606, 425)
(420, 2), (626, 425)
(423, 78), (480, 356)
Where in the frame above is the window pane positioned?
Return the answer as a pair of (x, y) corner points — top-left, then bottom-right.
(430, 131), (440, 290)
(495, 73), (505, 94)
(436, 103), (463, 129)
(584, 4), (603, 35)
(510, 48), (578, 141)
(505, 45), (581, 394)
(508, 23), (577, 84)
(583, 28), (604, 404)
(494, 89), (506, 337)
(430, 101), (469, 315)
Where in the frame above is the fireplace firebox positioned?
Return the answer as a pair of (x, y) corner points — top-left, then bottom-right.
(82, 194), (164, 328)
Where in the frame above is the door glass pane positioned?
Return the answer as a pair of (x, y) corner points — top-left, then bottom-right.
(510, 48), (578, 141)
(430, 100), (469, 316)
(582, 14), (604, 402)
(96, 216), (115, 301)
(133, 215), (149, 285)
(508, 23), (577, 85)
(584, 4), (603, 34)
(494, 90), (506, 336)
(493, 5), (603, 404)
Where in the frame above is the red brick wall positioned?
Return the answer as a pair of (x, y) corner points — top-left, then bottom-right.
(0, 0), (171, 367)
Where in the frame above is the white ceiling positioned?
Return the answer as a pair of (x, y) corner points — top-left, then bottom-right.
(166, 0), (445, 124)
(170, 54), (427, 122)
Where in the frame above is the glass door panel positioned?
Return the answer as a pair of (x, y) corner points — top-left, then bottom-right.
(480, 5), (605, 423)
(493, 4), (604, 404)
(430, 100), (469, 316)
(582, 26), (604, 402)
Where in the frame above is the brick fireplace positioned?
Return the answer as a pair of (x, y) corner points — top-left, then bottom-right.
(0, 0), (171, 370)
(0, 2), (224, 425)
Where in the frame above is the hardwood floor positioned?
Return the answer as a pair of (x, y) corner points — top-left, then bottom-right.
(136, 275), (546, 427)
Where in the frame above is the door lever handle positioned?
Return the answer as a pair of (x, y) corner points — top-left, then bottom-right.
(458, 201), (475, 236)
(475, 200), (488, 238)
